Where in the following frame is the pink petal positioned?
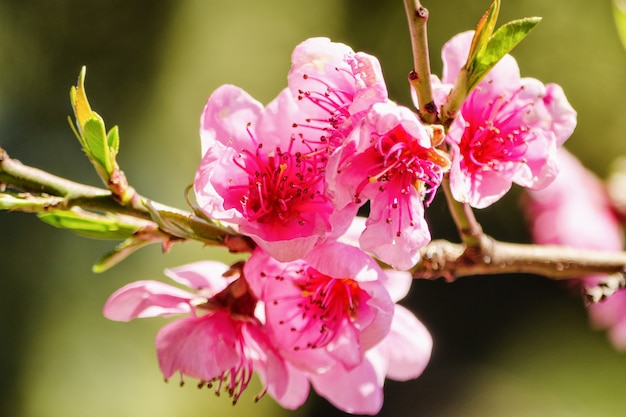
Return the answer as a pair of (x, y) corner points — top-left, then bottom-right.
(348, 52), (388, 114)
(440, 31), (473, 84)
(449, 150), (513, 209)
(199, 84), (263, 157)
(156, 312), (240, 381)
(103, 280), (195, 321)
(373, 305), (432, 381)
(164, 261), (232, 294)
(337, 215), (367, 248)
(381, 269), (412, 303)
(544, 83), (577, 145)
(303, 241), (382, 282)
(242, 323), (311, 409)
(288, 37), (359, 119)
(325, 319), (364, 369)
(239, 227), (323, 263)
(194, 142), (244, 222)
(309, 360), (383, 415)
(360, 190), (430, 270)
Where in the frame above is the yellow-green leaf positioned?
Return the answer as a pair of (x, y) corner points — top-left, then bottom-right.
(467, 17), (541, 92)
(38, 210), (137, 239)
(82, 117), (112, 173)
(107, 125), (120, 155)
(467, 0), (500, 68)
(70, 66), (93, 135)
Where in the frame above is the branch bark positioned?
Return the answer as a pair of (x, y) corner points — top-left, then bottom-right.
(403, 0), (438, 124)
(414, 236), (626, 281)
(0, 147), (249, 250)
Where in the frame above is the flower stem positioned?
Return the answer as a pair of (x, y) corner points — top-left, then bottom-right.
(441, 176), (484, 248)
(439, 67), (469, 129)
(403, 0), (438, 124)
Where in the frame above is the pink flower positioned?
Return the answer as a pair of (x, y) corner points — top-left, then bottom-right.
(194, 85), (355, 262)
(430, 31), (577, 208)
(103, 261), (310, 408)
(245, 243), (432, 414)
(327, 102), (449, 270)
(308, 268), (432, 415)
(288, 37), (388, 151)
(524, 149), (626, 349)
(244, 242), (394, 372)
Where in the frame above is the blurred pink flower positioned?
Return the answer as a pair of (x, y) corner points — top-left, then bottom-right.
(288, 37), (388, 151)
(194, 85), (355, 262)
(429, 31), (577, 208)
(525, 148), (626, 350)
(103, 261), (310, 408)
(327, 102), (449, 270)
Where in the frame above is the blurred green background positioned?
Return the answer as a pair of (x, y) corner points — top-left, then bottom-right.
(1, 1), (626, 416)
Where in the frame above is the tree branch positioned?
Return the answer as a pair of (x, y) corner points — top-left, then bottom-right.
(0, 147), (251, 250)
(414, 236), (626, 281)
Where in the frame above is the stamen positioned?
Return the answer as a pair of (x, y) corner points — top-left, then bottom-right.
(460, 86), (535, 175)
(270, 266), (367, 351)
(228, 136), (331, 226)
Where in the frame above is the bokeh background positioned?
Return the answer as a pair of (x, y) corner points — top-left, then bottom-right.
(1, 1), (626, 416)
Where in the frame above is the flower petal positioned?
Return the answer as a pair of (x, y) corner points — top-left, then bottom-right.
(165, 261), (233, 295)
(199, 84), (263, 157)
(103, 280), (195, 321)
(309, 360), (383, 415)
(156, 312), (240, 381)
(360, 190), (430, 270)
(373, 305), (432, 381)
(242, 323), (311, 409)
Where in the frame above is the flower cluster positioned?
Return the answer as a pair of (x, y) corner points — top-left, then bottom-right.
(194, 37), (449, 269)
(104, 34), (576, 413)
(104, 243), (432, 413)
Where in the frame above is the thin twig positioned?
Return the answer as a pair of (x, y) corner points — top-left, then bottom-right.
(0, 147), (245, 246)
(440, 177), (484, 248)
(403, 0), (438, 124)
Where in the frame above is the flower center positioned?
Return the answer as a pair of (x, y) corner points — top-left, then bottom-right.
(203, 274), (258, 319)
(229, 127), (331, 227)
(273, 266), (366, 351)
(354, 125), (448, 206)
(460, 87), (534, 174)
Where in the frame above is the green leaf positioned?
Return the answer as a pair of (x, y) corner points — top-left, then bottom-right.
(69, 67), (119, 182)
(0, 193), (64, 212)
(38, 210), (137, 239)
(614, 0), (626, 50)
(468, 17), (542, 91)
(144, 200), (231, 245)
(92, 237), (156, 273)
(467, 0), (500, 65)
(69, 66), (92, 135)
(82, 117), (112, 174)
(107, 125), (120, 155)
